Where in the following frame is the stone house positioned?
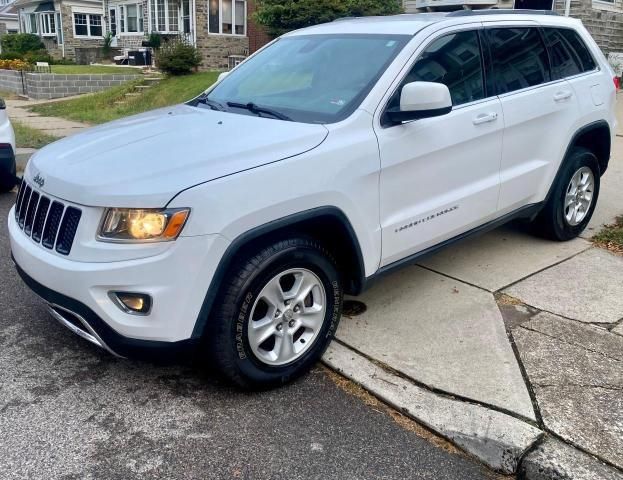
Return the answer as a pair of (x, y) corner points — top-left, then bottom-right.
(404, 0), (623, 55)
(105, 0), (270, 69)
(14, 0), (105, 61)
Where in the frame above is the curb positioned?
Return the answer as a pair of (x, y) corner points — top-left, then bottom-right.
(323, 342), (623, 478)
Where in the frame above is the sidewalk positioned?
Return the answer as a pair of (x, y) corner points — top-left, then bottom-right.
(7, 98), (90, 138)
(324, 139), (623, 475)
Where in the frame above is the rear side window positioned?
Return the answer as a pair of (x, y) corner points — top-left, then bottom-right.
(557, 29), (596, 72)
(487, 27), (551, 95)
(393, 30), (485, 107)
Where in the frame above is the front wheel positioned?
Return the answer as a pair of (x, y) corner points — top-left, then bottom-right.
(533, 147), (600, 241)
(206, 237), (343, 389)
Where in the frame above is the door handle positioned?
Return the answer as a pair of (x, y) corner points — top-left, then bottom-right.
(553, 91), (573, 102)
(472, 112), (498, 125)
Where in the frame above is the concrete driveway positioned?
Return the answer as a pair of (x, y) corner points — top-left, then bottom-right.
(327, 137), (623, 477)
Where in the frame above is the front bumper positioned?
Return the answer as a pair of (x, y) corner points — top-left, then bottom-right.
(9, 206), (230, 356)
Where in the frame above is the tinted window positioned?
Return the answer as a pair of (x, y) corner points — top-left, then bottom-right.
(488, 28), (550, 94)
(558, 29), (596, 72)
(543, 28), (582, 79)
(392, 30), (485, 108)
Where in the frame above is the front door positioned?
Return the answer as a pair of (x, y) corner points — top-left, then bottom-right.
(375, 28), (504, 267)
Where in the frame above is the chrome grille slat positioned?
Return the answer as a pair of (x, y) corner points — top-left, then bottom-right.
(18, 186), (32, 228)
(32, 196), (50, 243)
(14, 180), (82, 256)
(14, 179), (25, 220)
(24, 191), (40, 236)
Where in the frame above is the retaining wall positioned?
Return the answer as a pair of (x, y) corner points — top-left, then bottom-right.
(0, 69), (141, 99)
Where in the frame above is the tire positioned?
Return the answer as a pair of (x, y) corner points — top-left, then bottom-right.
(0, 156), (17, 193)
(533, 147), (600, 241)
(206, 237), (343, 389)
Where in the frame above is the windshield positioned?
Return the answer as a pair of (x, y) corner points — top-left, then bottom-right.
(197, 34), (410, 124)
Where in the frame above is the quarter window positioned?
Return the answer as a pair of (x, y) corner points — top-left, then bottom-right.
(488, 27), (550, 95)
(393, 30), (485, 107)
(557, 29), (596, 72)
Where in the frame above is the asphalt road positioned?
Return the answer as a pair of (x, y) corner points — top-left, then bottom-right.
(0, 191), (495, 480)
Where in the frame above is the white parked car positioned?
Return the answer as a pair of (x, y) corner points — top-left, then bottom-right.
(9, 11), (616, 388)
(0, 97), (17, 193)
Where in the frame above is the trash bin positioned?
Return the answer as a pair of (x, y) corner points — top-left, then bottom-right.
(128, 49), (152, 66)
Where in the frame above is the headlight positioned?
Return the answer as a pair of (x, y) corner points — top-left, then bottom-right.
(98, 208), (190, 242)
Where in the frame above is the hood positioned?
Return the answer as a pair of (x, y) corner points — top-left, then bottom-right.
(26, 104), (329, 207)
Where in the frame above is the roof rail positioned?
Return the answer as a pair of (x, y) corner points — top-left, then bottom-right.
(447, 9), (560, 17)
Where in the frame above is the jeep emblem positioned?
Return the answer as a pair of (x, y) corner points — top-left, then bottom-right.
(33, 174), (45, 189)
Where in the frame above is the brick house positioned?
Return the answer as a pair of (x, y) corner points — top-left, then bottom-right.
(14, 0), (105, 60)
(404, 0), (623, 55)
(105, 0), (271, 69)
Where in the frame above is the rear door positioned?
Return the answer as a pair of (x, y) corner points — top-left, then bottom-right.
(375, 26), (504, 266)
(485, 24), (581, 214)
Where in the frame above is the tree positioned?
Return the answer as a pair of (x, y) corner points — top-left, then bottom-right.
(253, 0), (403, 37)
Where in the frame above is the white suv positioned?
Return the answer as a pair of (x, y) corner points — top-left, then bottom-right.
(9, 11), (616, 388)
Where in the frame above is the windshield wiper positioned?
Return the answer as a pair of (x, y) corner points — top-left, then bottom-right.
(226, 101), (291, 121)
(194, 95), (227, 111)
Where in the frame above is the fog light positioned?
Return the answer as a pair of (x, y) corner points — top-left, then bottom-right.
(110, 292), (152, 315)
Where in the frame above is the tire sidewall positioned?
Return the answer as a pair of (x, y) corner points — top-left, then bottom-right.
(550, 149), (600, 240)
(226, 244), (342, 386)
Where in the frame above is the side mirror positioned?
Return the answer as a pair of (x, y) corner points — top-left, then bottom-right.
(217, 71), (230, 82)
(386, 81), (452, 124)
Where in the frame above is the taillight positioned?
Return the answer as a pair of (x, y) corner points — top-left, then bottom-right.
(614, 76), (620, 90)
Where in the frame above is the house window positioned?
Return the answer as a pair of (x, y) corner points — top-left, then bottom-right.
(40, 12), (56, 36)
(74, 13), (103, 37)
(150, 0), (186, 33)
(109, 8), (117, 36)
(29, 13), (37, 33)
(119, 3), (143, 33)
(209, 0), (245, 35)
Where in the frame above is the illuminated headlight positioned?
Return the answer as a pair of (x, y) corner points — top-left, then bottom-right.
(98, 208), (190, 242)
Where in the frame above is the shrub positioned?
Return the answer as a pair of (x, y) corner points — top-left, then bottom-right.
(23, 49), (53, 64)
(0, 33), (45, 56)
(0, 59), (30, 71)
(102, 32), (114, 56)
(147, 32), (162, 50)
(156, 39), (201, 75)
(254, 0), (402, 36)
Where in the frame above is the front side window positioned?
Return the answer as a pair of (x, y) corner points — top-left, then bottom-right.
(74, 13), (103, 37)
(488, 27), (550, 95)
(209, 0), (246, 35)
(392, 30), (485, 108)
(202, 34), (410, 124)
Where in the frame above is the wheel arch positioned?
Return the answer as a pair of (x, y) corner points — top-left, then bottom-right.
(566, 120), (611, 176)
(191, 206), (366, 339)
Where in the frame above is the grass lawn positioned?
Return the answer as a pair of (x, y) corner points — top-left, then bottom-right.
(592, 216), (623, 254)
(30, 71), (219, 124)
(13, 120), (59, 149)
(50, 65), (142, 75)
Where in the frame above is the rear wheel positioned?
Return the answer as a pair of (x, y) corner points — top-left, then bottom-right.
(206, 237), (343, 389)
(533, 147), (600, 241)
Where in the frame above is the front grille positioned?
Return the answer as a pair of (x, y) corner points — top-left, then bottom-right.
(14, 179), (82, 256)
